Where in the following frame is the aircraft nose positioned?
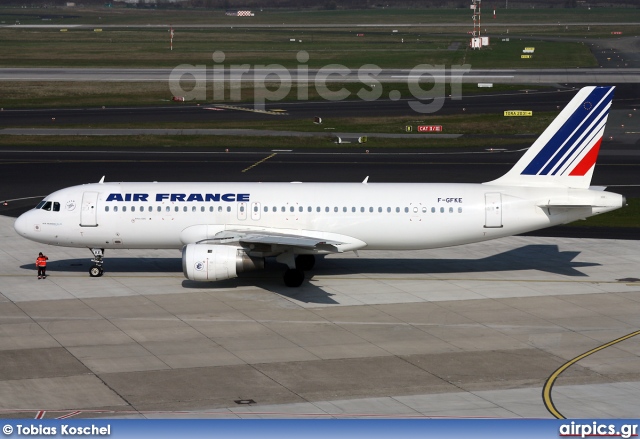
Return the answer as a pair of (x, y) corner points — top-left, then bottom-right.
(14, 211), (31, 237)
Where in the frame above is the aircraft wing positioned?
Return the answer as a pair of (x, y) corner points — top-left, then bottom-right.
(200, 229), (363, 253)
(240, 232), (343, 249)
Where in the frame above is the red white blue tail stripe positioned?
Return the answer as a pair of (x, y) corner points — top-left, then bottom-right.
(485, 86), (614, 189)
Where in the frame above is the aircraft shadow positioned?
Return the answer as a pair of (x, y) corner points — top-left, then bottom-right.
(183, 244), (598, 304)
(20, 245), (598, 305)
(313, 245), (599, 278)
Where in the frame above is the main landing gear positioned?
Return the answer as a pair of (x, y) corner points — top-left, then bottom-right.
(278, 254), (316, 287)
(89, 248), (105, 277)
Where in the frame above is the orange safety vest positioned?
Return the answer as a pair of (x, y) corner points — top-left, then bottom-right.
(36, 256), (48, 267)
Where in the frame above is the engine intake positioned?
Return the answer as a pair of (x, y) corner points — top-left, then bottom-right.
(182, 244), (264, 282)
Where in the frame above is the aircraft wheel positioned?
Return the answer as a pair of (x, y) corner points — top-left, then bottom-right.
(89, 265), (102, 277)
(295, 255), (315, 271)
(283, 268), (305, 287)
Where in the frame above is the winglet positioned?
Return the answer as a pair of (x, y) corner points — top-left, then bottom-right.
(362, 176), (369, 184)
(98, 176), (106, 184)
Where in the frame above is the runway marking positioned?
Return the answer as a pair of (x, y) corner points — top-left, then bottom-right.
(34, 410), (46, 419)
(542, 329), (640, 419)
(0, 195), (46, 202)
(56, 411), (81, 420)
(214, 104), (289, 116)
(241, 153), (277, 173)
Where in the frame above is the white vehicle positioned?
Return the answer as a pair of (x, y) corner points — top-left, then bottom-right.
(14, 86), (625, 287)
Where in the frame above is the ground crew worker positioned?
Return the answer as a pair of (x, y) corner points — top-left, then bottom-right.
(36, 252), (48, 279)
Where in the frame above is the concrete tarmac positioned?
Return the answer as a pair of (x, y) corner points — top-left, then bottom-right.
(2, 215), (640, 419)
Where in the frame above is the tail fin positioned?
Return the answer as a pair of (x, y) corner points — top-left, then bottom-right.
(485, 86), (614, 189)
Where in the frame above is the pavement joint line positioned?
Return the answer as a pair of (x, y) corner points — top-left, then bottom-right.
(310, 277), (629, 284)
(0, 274), (634, 285)
(542, 329), (640, 419)
(241, 153), (277, 173)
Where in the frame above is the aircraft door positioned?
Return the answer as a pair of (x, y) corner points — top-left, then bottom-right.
(237, 202), (247, 221)
(80, 191), (99, 227)
(484, 193), (503, 228)
(251, 202), (261, 221)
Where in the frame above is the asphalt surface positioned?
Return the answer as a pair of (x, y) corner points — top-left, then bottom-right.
(1, 84), (639, 126)
(1, 143), (638, 239)
(0, 67), (638, 84)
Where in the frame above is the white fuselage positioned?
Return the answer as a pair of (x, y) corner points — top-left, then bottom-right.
(13, 181), (624, 254)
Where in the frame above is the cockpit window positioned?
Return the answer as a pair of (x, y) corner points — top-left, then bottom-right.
(36, 201), (46, 209)
(41, 201), (52, 211)
(53, 202), (60, 212)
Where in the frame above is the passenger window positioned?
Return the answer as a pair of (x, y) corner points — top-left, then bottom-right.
(361, 207), (365, 213)
(308, 206), (312, 212)
(281, 206), (285, 212)
(449, 207), (453, 213)
(413, 207), (418, 213)
(405, 207), (409, 213)
(201, 206), (205, 212)
(240, 206), (244, 212)
(422, 207), (427, 213)
(158, 206), (162, 212)
(183, 206), (187, 212)
(175, 206), (179, 212)
(165, 206), (170, 212)
(290, 206), (294, 212)
(431, 207), (435, 213)
(123, 206), (127, 212)
(334, 207), (338, 212)
(299, 206), (303, 212)
(387, 207), (391, 213)
(458, 207), (462, 213)
(273, 206), (277, 212)
(264, 206), (268, 212)
(395, 207), (399, 213)
(369, 207), (373, 213)
(440, 207), (444, 213)
(105, 206), (109, 212)
(218, 206), (223, 212)
(209, 206), (213, 212)
(352, 207), (356, 213)
(316, 207), (321, 212)
(325, 207), (329, 212)
(227, 206), (231, 212)
(193, 206), (197, 212)
(114, 206), (118, 212)
(53, 202), (60, 212)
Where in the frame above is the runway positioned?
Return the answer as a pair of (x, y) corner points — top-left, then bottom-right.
(1, 85), (639, 127)
(2, 214), (640, 418)
(0, 67), (638, 84)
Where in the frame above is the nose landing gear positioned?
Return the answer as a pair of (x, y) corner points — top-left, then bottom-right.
(89, 248), (104, 277)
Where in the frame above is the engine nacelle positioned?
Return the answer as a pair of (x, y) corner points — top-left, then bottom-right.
(182, 244), (264, 282)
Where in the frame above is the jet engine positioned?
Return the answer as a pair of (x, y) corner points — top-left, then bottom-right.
(182, 244), (264, 282)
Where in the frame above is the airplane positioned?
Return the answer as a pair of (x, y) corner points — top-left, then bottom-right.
(13, 86), (625, 287)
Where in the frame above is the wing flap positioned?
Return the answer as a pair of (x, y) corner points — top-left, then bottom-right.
(198, 229), (365, 253)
